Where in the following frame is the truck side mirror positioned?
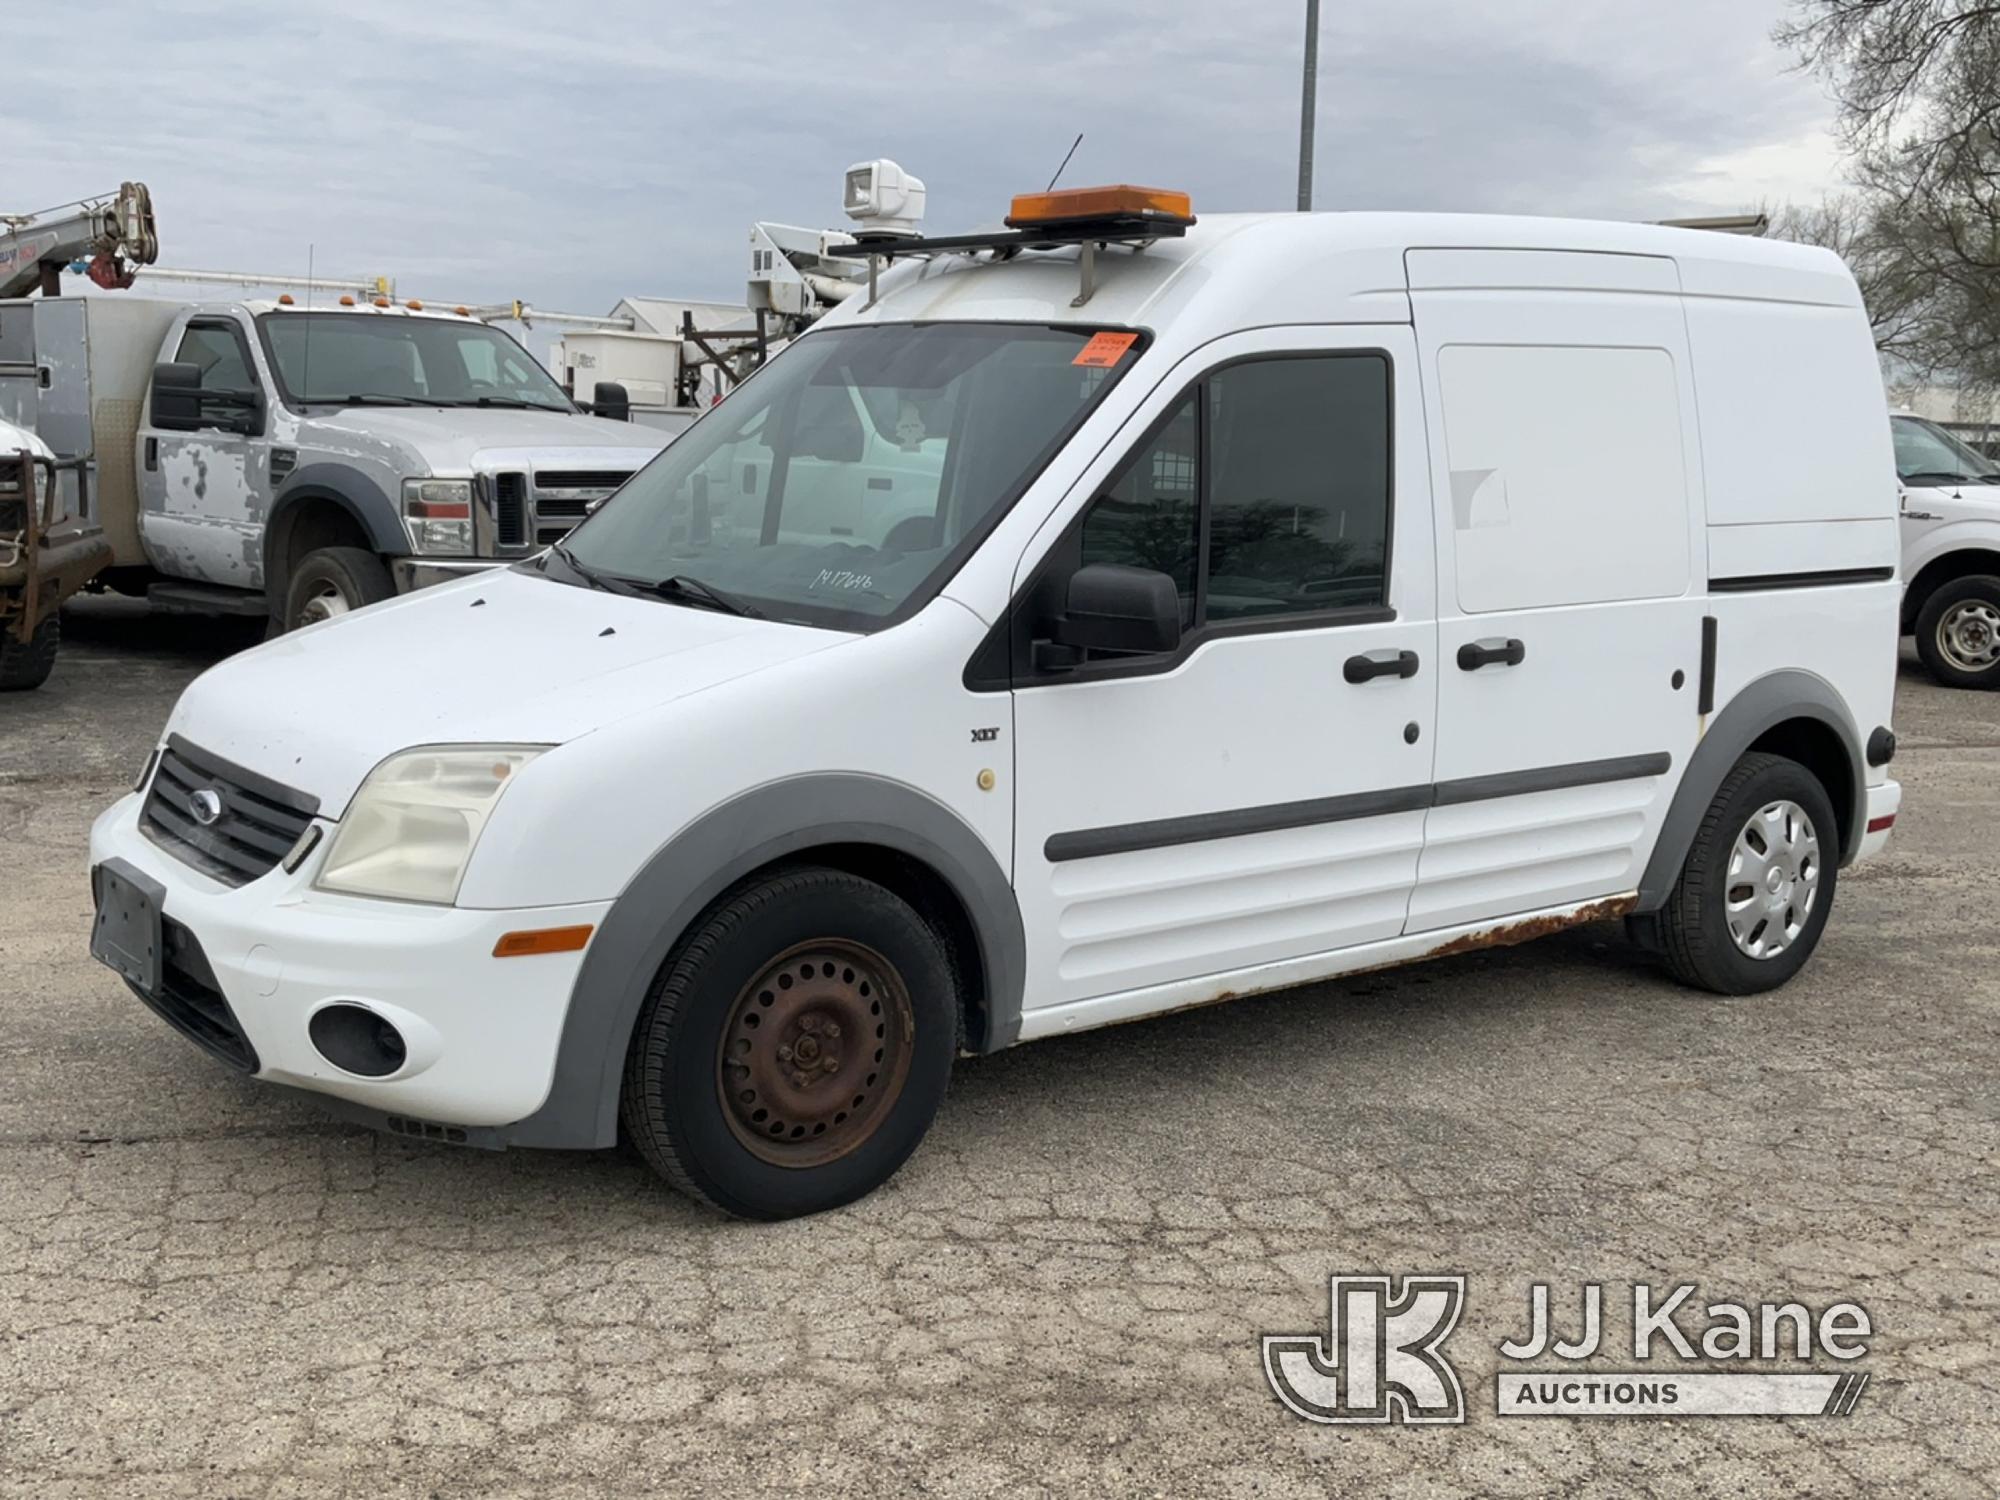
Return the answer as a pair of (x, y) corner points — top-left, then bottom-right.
(592, 381), (631, 422)
(1037, 563), (1183, 669)
(150, 362), (204, 431)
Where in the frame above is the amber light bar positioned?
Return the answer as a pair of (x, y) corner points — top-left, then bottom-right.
(1007, 185), (1194, 228)
(493, 924), (595, 958)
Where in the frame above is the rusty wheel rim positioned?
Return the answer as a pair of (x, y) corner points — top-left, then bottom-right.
(716, 938), (915, 1168)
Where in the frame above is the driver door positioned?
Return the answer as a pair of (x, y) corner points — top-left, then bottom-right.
(1008, 327), (1439, 1026)
(142, 316), (273, 588)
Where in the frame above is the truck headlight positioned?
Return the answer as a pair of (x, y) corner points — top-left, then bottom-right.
(315, 745), (545, 904)
(401, 478), (475, 554)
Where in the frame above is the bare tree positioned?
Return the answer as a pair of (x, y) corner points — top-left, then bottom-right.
(1777, 3), (2000, 385)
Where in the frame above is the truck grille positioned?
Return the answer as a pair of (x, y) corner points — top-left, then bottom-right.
(141, 736), (319, 887)
(493, 472), (527, 547)
(532, 469), (631, 546)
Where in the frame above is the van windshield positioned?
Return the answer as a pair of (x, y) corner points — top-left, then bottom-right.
(546, 323), (1142, 630)
(259, 312), (575, 412)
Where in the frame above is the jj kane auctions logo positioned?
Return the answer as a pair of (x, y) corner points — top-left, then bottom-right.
(1263, 1276), (1873, 1424)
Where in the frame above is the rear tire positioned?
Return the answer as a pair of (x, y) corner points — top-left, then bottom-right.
(620, 866), (958, 1220)
(1914, 574), (2000, 689)
(1660, 752), (1839, 995)
(281, 546), (392, 632)
(0, 613), (58, 691)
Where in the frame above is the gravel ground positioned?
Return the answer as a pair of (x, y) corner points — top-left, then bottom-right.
(0, 596), (1995, 1498)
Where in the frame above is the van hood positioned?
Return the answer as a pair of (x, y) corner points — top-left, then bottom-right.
(164, 567), (850, 813)
(310, 405), (668, 474)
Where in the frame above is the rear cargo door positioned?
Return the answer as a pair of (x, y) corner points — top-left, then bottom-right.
(1405, 249), (1706, 932)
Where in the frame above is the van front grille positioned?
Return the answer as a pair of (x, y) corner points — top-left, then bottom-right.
(140, 737), (318, 887)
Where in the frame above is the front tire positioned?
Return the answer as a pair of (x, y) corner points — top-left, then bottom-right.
(1659, 752), (1839, 995)
(0, 613), (59, 691)
(620, 867), (958, 1220)
(1915, 574), (2000, 689)
(281, 546), (393, 632)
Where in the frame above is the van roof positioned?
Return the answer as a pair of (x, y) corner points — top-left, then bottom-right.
(818, 210), (1860, 340)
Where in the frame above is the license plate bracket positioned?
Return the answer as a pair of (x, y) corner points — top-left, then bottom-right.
(91, 858), (167, 996)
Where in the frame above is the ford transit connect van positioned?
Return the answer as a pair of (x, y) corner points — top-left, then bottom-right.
(89, 187), (1903, 1218)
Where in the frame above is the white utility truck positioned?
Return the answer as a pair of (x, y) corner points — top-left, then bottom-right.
(1892, 411), (2000, 688)
(90, 166), (1903, 1220)
(0, 292), (666, 633)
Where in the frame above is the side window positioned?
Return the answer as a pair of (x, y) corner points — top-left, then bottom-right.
(1078, 395), (1199, 623)
(1205, 357), (1390, 619)
(175, 324), (254, 392)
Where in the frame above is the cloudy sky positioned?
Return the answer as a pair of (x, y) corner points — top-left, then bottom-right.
(8, 0), (1844, 319)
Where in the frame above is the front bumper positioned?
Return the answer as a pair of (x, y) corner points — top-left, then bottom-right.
(88, 791), (610, 1129)
(392, 557), (510, 593)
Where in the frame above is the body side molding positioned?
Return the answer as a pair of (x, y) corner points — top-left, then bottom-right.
(1045, 752), (1674, 864)
(505, 774), (1025, 1151)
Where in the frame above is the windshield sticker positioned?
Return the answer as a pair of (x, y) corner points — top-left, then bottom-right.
(1074, 331), (1140, 368)
(812, 569), (877, 592)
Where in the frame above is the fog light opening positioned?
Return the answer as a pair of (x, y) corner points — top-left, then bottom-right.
(309, 1004), (408, 1078)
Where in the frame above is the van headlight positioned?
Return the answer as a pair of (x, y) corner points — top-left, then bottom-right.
(315, 745), (546, 904)
(402, 478), (475, 554)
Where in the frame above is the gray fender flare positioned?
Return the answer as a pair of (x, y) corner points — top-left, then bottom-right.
(505, 774), (1026, 1150)
(1636, 669), (1865, 910)
(263, 464), (405, 599)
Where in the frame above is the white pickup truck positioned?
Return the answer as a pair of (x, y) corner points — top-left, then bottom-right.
(0, 294), (666, 644)
(1894, 411), (2000, 688)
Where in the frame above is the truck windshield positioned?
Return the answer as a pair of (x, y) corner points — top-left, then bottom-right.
(547, 323), (1143, 630)
(259, 313), (575, 412)
(1892, 414), (1998, 484)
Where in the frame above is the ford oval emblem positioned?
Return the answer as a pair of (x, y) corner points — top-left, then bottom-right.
(189, 788), (224, 826)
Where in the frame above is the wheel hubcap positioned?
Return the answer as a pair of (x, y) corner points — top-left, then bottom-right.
(1937, 599), (2000, 672)
(717, 939), (914, 1167)
(295, 581), (353, 628)
(1725, 799), (1820, 960)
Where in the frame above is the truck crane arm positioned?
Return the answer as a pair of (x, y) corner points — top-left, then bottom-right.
(0, 183), (158, 300)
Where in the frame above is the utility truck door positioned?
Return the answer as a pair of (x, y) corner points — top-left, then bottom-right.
(1008, 326), (1439, 1027)
(1405, 248), (1705, 933)
(142, 316), (271, 588)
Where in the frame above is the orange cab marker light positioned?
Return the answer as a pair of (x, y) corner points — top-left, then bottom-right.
(1007, 184), (1194, 227)
(1867, 814), (1896, 833)
(338, 294), (355, 306)
(277, 293), (295, 305)
(373, 296), (391, 308)
(406, 299), (424, 310)
(494, 924), (594, 958)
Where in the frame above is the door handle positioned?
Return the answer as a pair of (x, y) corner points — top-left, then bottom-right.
(1457, 637), (1526, 671)
(1344, 649), (1421, 684)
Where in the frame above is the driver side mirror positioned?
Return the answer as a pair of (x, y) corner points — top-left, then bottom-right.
(1035, 563), (1183, 670)
(592, 380), (631, 422)
(149, 362), (204, 431)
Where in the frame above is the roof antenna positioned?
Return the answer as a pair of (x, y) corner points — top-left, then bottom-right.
(1046, 133), (1083, 193)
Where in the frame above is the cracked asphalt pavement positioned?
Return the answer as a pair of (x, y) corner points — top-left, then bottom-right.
(1, 597), (1995, 1497)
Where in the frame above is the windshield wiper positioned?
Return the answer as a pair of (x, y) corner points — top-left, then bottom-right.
(1901, 470), (1980, 487)
(639, 575), (765, 618)
(310, 393), (417, 406)
(437, 395), (566, 411)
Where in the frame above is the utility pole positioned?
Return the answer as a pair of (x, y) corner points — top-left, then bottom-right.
(1297, 0), (1320, 211)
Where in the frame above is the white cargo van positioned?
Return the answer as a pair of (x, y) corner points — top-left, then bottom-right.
(89, 184), (1903, 1219)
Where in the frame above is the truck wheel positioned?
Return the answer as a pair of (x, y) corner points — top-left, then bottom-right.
(0, 613), (58, 691)
(1915, 574), (2000, 688)
(282, 546), (392, 632)
(1659, 752), (1839, 996)
(620, 866), (958, 1220)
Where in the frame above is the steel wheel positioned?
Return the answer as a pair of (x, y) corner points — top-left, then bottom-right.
(717, 938), (915, 1168)
(1724, 799), (1821, 960)
(1936, 598), (2000, 674)
(294, 579), (354, 628)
